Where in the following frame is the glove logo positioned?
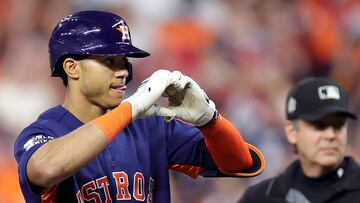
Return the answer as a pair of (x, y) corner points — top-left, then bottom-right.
(113, 20), (131, 42)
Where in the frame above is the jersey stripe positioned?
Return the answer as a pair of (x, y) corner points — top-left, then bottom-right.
(169, 164), (204, 178)
(41, 185), (58, 203)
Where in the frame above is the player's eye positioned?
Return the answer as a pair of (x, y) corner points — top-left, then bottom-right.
(104, 58), (115, 66)
(102, 57), (126, 69)
(311, 122), (327, 130)
(332, 120), (346, 130)
(310, 120), (346, 131)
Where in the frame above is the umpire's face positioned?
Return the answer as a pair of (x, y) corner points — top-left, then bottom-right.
(65, 55), (129, 110)
(284, 114), (348, 175)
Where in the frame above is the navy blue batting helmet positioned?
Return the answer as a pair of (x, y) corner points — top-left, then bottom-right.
(48, 10), (150, 84)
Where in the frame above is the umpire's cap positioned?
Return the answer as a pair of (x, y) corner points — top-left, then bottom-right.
(48, 10), (150, 83)
(286, 77), (357, 121)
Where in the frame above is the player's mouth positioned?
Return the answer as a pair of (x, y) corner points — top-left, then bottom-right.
(319, 147), (338, 153)
(110, 84), (127, 95)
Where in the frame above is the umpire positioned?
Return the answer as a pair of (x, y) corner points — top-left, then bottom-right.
(238, 77), (360, 203)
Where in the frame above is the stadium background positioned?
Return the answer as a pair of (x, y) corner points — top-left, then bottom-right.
(1, 0), (360, 202)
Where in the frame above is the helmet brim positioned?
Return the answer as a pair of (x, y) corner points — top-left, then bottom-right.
(83, 42), (150, 58)
(51, 43), (150, 77)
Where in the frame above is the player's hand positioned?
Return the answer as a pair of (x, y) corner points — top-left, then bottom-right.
(122, 69), (181, 120)
(159, 72), (217, 127)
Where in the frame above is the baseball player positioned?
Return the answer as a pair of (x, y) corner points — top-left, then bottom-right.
(14, 11), (265, 202)
(238, 77), (360, 203)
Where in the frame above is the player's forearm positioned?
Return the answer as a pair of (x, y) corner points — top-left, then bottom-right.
(27, 103), (132, 188)
(200, 115), (253, 173)
(27, 123), (108, 188)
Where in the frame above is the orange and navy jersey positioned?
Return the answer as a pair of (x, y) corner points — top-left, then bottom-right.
(14, 105), (221, 202)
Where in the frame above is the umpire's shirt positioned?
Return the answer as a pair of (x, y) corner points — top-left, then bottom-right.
(238, 156), (360, 203)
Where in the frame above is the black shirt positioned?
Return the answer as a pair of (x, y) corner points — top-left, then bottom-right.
(292, 160), (347, 202)
(238, 157), (360, 203)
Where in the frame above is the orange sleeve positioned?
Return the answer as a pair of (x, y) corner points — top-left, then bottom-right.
(92, 102), (132, 143)
(199, 115), (253, 173)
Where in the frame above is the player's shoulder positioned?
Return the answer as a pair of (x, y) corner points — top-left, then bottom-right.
(14, 106), (68, 159)
(37, 105), (69, 122)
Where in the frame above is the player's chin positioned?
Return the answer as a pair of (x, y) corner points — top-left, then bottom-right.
(318, 154), (342, 167)
(109, 88), (126, 98)
(111, 99), (123, 107)
(105, 97), (123, 109)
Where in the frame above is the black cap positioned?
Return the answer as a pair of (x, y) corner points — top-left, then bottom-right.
(286, 77), (357, 121)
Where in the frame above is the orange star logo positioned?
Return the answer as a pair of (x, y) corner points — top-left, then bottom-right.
(116, 27), (124, 32)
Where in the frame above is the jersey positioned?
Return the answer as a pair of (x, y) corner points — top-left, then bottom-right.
(14, 105), (221, 203)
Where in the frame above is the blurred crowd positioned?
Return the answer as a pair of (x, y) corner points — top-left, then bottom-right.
(1, 0), (360, 202)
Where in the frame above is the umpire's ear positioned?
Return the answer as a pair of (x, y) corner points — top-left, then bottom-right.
(284, 120), (297, 145)
(62, 58), (81, 80)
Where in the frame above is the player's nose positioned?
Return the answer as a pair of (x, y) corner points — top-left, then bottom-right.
(322, 127), (339, 139)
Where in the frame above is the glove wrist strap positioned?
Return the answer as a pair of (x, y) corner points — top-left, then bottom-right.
(196, 111), (219, 128)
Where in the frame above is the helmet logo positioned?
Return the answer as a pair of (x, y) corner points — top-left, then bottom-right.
(114, 20), (131, 42)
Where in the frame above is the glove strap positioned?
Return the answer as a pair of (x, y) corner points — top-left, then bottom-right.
(196, 111), (219, 128)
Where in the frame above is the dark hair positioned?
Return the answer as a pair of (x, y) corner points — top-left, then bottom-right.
(290, 120), (299, 154)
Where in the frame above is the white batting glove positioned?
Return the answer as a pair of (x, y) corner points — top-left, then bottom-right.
(159, 74), (217, 127)
(122, 69), (181, 120)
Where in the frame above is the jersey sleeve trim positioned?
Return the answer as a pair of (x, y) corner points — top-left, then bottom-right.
(200, 143), (265, 178)
(219, 143), (265, 177)
(41, 184), (59, 203)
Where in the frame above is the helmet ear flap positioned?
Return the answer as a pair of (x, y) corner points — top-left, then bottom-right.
(124, 58), (132, 84)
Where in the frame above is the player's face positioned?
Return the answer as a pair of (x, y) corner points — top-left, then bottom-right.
(288, 114), (348, 173)
(78, 55), (129, 109)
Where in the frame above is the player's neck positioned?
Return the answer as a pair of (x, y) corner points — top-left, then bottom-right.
(63, 90), (106, 123)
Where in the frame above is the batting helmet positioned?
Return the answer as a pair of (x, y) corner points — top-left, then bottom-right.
(48, 10), (150, 84)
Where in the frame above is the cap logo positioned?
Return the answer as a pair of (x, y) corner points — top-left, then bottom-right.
(318, 85), (340, 100)
(287, 97), (297, 114)
(113, 20), (131, 42)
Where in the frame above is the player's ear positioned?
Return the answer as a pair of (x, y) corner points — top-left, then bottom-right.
(63, 57), (80, 80)
(284, 120), (297, 145)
